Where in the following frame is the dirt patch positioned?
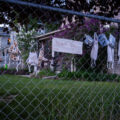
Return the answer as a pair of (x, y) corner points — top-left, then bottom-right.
(19, 75), (31, 78)
(42, 75), (57, 79)
(0, 94), (18, 103)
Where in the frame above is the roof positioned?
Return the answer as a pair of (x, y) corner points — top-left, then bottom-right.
(35, 28), (65, 41)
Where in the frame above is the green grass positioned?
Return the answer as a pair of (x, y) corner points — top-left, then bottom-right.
(0, 75), (120, 120)
(38, 69), (56, 78)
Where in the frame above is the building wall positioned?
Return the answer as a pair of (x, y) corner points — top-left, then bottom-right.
(0, 36), (10, 67)
(0, 31), (18, 68)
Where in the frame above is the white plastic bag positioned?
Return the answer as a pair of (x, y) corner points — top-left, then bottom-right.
(107, 34), (115, 69)
(107, 45), (114, 69)
(90, 33), (99, 68)
(118, 39), (120, 64)
(27, 52), (38, 65)
(109, 34), (116, 48)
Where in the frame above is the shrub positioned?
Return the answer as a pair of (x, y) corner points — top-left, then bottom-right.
(58, 70), (120, 82)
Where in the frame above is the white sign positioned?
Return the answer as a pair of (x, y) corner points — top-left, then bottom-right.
(52, 38), (83, 56)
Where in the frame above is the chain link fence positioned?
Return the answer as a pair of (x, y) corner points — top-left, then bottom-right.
(0, 0), (120, 120)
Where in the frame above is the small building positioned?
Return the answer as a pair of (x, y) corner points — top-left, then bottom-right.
(35, 28), (77, 73)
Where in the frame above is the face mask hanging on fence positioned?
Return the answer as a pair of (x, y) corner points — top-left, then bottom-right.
(118, 39), (120, 64)
(90, 33), (99, 68)
(84, 31), (116, 70)
(107, 34), (116, 69)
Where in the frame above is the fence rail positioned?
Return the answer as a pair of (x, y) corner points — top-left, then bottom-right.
(1, 0), (120, 24)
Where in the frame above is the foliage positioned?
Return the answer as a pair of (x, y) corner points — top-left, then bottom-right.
(58, 69), (119, 82)
(66, 0), (120, 18)
(74, 19), (100, 40)
(0, 0), (120, 29)
(0, 0), (63, 29)
(0, 68), (29, 75)
(55, 18), (118, 40)
(54, 18), (100, 40)
(45, 22), (60, 32)
(17, 26), (37, 61)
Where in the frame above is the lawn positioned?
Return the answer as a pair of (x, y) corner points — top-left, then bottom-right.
(0, 75), (120, 120)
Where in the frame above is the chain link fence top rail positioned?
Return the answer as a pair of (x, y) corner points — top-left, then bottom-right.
(0, 0), (120, 120)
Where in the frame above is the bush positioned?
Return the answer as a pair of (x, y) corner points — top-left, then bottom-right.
(0, 68), (29, 75)
(58, 70), (120, 82)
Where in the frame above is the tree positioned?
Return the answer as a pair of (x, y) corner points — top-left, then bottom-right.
(17, 25), (37, 61)
(0, 0), (120, 30)
(0, 0), (64, 29)
(66, 0), (120, 17)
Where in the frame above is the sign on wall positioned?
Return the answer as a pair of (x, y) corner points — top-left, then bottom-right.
(52, 38), (83, 57)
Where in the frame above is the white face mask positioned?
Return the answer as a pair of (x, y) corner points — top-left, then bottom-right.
(98, 34), (108, 47)
(84, 34), (94, 47)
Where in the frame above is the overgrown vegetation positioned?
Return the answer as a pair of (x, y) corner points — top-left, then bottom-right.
(58, 69), (119, 82)
(0, 68), (29, 75)
(0, 75), (120, 120)
(17, 25), (37, 62)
